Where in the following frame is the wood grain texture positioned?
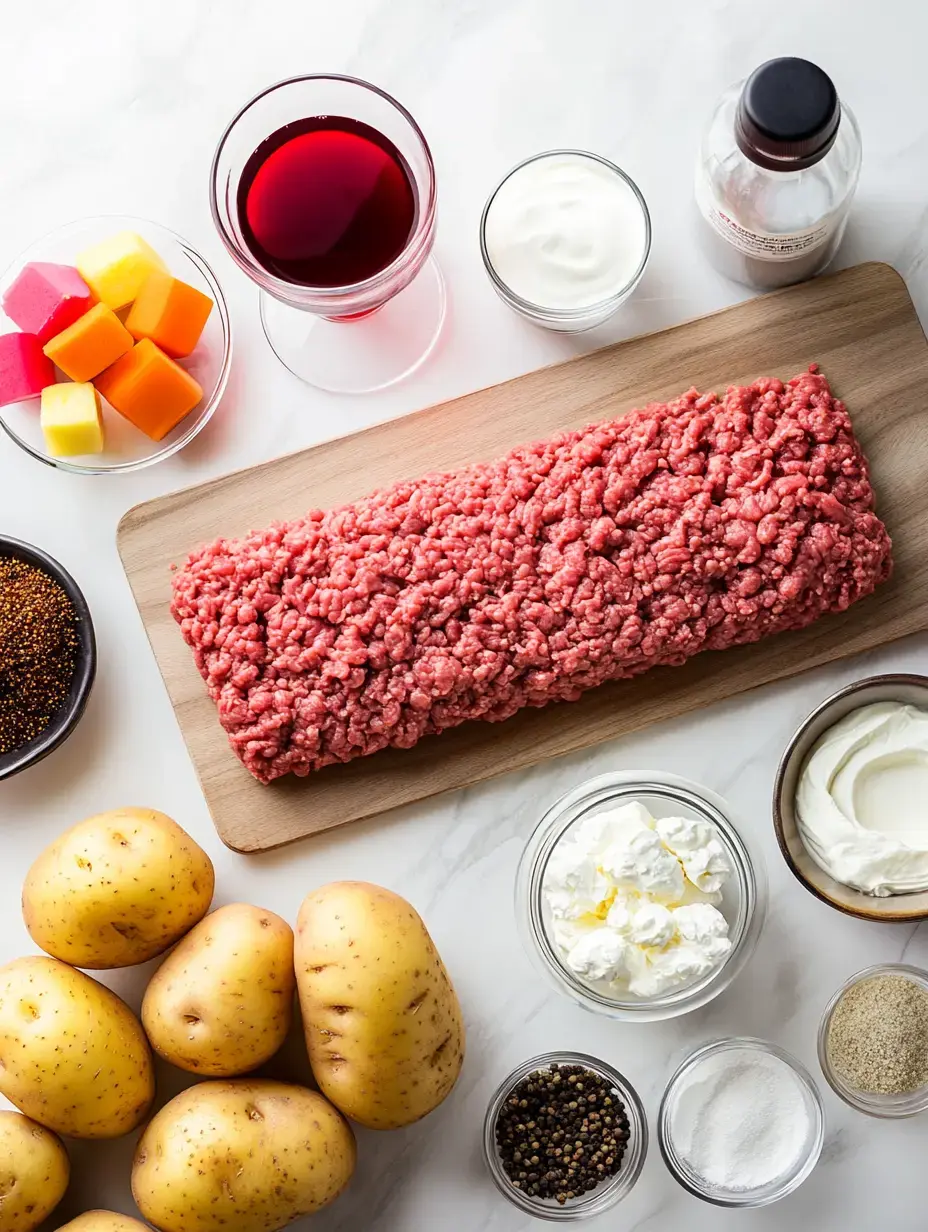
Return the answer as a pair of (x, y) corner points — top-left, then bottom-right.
(117, 263), (928, 852)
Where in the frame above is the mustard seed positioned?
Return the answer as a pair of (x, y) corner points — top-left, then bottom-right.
(0, 556), (78, 754)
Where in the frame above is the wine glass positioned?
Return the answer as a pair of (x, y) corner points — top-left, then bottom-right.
(210, 74), (445, 394)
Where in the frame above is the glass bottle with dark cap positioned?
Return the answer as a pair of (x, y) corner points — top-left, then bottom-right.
(695, 58), (861, 289)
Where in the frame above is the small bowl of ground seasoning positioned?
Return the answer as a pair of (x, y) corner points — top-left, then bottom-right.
(483, 1051), (647, 1220)
(818, 963), (928, 1117)
(0, 536), (95, 780)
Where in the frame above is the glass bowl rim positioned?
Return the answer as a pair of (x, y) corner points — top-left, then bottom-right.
(482, 1049), (648, 1221)
(817, 961), (928, 1118)
(0, 214), (232, 476)
(479, 148), (652, 321)
(208, 72), (438, 305)
(515, 771), (766, 1022)
(658, 1035), (825, 1207)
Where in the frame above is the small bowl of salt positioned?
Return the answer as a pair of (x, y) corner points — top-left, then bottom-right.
(658, 1037), (824, 1207)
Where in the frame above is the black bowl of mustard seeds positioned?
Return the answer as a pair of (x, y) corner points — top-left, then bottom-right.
(0, 536), (95, 781)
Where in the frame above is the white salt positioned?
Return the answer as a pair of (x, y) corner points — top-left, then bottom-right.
(671, 1048), (811, 1192)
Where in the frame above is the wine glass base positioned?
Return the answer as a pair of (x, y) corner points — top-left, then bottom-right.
(259, 256), (446, 394)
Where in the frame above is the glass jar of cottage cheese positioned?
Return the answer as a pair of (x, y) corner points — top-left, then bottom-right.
(515, 772), (766, 1022)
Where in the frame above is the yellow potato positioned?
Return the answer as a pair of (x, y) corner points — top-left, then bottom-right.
(295, 881), (465, 1130)
(141, 903), (295, 1076)
(22, 807), (215, 969)
(0, 1110), (69, 1230)
(132, 1080), (355, 1232)
(0, 957), (155, 1139)
(54, 1215), (149, 1231)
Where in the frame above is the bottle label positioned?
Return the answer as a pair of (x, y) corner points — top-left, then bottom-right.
(696, 182), (834, 262)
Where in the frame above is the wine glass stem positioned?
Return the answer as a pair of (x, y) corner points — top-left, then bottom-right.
(324, 305), (385, 324)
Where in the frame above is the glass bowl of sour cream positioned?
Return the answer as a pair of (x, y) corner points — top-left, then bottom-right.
(480, 150), (651, 332)
(515, 772), (766, 1022)
(774, 674), (928, 922)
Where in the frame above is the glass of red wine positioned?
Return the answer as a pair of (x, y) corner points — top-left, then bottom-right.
(210, 75), (445, 394)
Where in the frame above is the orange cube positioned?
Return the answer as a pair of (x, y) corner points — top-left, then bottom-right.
(96, 339), (203, 441)
(125, 271), (214, 359)
(43, 302), (133, 382)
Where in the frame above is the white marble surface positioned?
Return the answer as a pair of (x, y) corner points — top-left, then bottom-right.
(1, 1), (928, 1228)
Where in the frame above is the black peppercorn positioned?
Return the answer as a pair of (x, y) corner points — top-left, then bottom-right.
(495, 1063), (629, 1205)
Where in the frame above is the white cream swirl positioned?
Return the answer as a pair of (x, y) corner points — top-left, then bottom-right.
(796, 701), (928, 896)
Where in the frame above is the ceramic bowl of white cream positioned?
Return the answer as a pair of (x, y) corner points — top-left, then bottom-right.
(516, 772), (766, 1021)
(774, 674), (928, 921)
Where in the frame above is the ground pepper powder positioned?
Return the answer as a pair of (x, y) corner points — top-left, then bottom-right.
(828, 973), (928, 1095)
(495, 1063), (629, 1205)
(0, 556), (79, 755)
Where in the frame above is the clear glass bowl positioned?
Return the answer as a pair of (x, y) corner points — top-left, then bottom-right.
(515, 772), (766, 1022)
(659, 1037), (824, 1207)
(483, 1051), (648, 1221)
(818, 963), (928, 1118)
(479, 150), (651, 333)
(0, 215), (232, 474)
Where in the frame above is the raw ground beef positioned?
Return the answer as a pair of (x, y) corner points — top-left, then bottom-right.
(171, 369), (892, 784)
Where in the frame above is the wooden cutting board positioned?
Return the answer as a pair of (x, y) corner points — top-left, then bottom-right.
(117, 262), (928, 852)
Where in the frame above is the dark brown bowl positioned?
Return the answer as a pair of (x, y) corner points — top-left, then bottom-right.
(0, 536), (96, 780)
(773, 674), (928, 923)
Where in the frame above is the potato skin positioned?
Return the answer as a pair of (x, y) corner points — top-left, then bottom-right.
(132, 1080), (355, 1232)
(22, 807), (215, 969)
(0, 957), (155, 1140)
(141, 903), (295, 1076)
(54, 1215), (149, 1231)
(295, 881), (465, 1130)
(0, 1110), (69, 1230)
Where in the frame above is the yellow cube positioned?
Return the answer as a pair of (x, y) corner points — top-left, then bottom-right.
(40, 382), (104, 456)
(75, 231), (168, 310)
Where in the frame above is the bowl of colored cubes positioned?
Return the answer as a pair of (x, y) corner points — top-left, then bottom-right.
(0, 216), (232, 473)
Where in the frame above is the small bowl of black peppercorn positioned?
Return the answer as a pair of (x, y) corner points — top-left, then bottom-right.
(483, 1051), (648, 1220)
(0, 535), (96, 781)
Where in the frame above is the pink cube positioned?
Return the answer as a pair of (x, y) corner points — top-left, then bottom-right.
(2, 262), (94, 344)
(0, 333), (55, 406)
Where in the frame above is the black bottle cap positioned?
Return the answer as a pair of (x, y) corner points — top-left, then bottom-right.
(736, 57), (841, 171)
